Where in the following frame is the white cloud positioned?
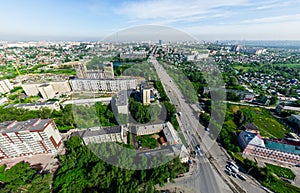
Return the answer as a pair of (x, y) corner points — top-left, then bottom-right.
(114, 0), (247, 23)
(242, 14), (300, 24)
(182, 20), (300, 40)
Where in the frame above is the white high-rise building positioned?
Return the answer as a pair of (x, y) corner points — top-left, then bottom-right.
(0, 119), (62, 160)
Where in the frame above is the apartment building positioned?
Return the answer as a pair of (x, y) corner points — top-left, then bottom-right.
(69, 78), (137, 92)
(74, 126), (123, 145)
(22, 80), (71, 99)
(0, 79), (13, 94)
(12, 101), (60, 111)
(0, 118), (62, 160)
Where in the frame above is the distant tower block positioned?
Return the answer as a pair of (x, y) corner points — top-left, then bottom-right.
(74, 63), (87, 79)
(103, 61), (114, 79)
(158, 40), (162, 45)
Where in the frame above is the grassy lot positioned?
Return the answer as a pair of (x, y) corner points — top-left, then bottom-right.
(266, 163), (296, 180)
(276, 63), (300, 68)
(233, 65), (251, 72)
(178, 132), (188, 147)
(262, 177), (300, 193)
(136, 135), (158, 149)
(228, 105), (288, 138)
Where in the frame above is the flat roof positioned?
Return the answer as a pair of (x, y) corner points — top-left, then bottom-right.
(114, 90), (129, 106)
(75, 126), (122, 138)
(14, 101), (58, 107)
(264, 139), (300, 155)
(0, 119), (51, 133)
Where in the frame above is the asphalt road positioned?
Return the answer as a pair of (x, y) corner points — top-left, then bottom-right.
(150, 53), (268, 193)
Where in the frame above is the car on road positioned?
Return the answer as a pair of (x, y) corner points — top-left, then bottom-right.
(195, 145), (201, 151)
(232, 173), (237, 178)
(225, 169), (231, 176)
(225, 165), (231, 172)
(237, 174), (246, 181)
(230, 165), (239, 173)
(205, 127), (210, 131)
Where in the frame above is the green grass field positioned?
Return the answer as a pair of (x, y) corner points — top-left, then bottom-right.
(136, 135), (158, 149)
(228, 105), (288, 138)
(266, 163), (295, 180)
(233, 65), (251, 72)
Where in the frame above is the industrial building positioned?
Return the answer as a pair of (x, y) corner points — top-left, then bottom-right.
(0, 118), (62, 160)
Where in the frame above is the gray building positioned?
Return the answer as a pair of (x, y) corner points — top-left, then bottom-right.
(289, 114), (300, 129)
(111, 90), (130, 115)
(74, 126), (124, 145)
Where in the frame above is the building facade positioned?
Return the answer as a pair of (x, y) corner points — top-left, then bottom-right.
(0, 79), (13, 94)
(0, 119), (62, 160)
(74, 62), (114, 79)
(22, 81), (71, 99)
(74, 126), (123, 145)
(13, 101), (60, 111)
(289, 114), (300, 129)
(38, 84), (55, 99)
(69, 78), (137, 92)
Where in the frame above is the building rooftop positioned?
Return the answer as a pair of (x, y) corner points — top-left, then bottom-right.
(244, 123), (259, 131)
(114, 90), (129, 106)
(13, 101), (58, 108)
(0, 118), (52, 133)
(264, 138), (300, 155)
(131, 122), (165, 135)
(75, 126), (122, 138)
(291, 114), (300, 121)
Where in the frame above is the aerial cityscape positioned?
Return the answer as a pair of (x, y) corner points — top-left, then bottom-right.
(1, 1), (300, 193)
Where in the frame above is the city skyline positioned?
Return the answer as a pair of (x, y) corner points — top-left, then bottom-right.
(1, 0), (300, 41)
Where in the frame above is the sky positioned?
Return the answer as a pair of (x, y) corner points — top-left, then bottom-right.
(1, 0), (300, 41)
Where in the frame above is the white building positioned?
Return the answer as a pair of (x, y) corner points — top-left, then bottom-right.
(0, 119), (62, 160)
(38, 84), (55, 99)
(22, 81), (71, 99)
(21, 81), (71, 99)
(13, 101), (60, 111)
(69, 78), (137, 92)
(0, 79), (13, 94)
(0, 97), (8, 106)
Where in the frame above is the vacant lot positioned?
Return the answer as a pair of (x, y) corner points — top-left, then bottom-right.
(266, 163), (296, 180)
(228, 105), (288, 138)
